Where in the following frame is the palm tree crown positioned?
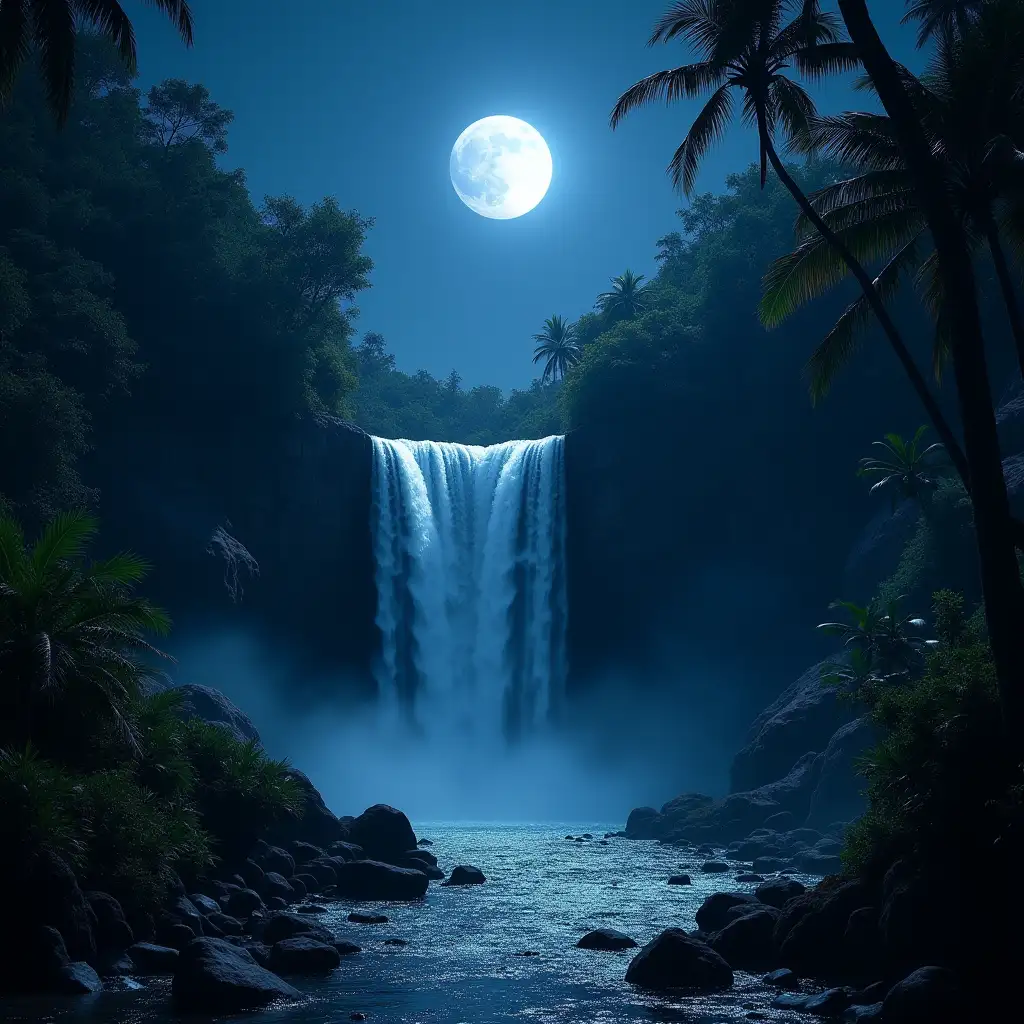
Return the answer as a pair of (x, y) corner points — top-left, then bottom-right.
(857, 426), (947, 509)
(902, 0), (986, 47)
(596, 269), (648, 318)
(531, 315), (580, 383)
(0, 510), (171, 753)
(0, 1), (194, 124)
(610, 0), (858, 193)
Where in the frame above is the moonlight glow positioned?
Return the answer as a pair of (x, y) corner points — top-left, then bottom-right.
(450, 115), (553, 219)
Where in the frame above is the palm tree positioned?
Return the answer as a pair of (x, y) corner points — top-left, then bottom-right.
(902, 0), (985, 46)
(597, 269), (648, 318)
(531, 315), (580, 383)
(610, 0), (972, 500)
(858, 426), (947, 510)
(818, 596), (934, 675)
(836, 0), (1024, 735)
(0, 1), (194, 124)
(761, 3), (1024, 388)
(0, 510), (171, 753)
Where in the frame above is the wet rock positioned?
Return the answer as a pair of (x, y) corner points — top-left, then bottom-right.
(241, 858), (264, 889)
(259, 846), (296, 877)
(346, 804), (417, 862)
(710, 907), (779, 971)
(304, 859), (339, 888)
(701, 860), (731, 873)
(843, 1003), (884, 1021)
(155, 919), (196, 951)
(329, 841), (365, 860)
(172, 936), (299, 1012)
(298, 903), (327, 914)
(348, 912), (388, 924)
(736, 873), (764, 883)
(268, 768), (349, 849)
(565, 835), (575, 840)
(58, 962), (103, 994)
(86, 891), (134, 951)
(294, 872), (320, 894)
(206, 911), (243, 937)
(882, 966), (965, 1023)
(854, 981), (889, 1005)
(267, 896), (288, 911)
(190, 893), (222, 916)
(225, 887), (264, 918)
(753, 856), (790, 874)
(625, 928), (733, 991)
(804, 987), (854, 1015)
(577, 928), (638, 951)
(351, 1014), (367, 1021)
(260, 911), (334, 946)
(384, 938), (408, 946)
(442, 865), (486, 886)
(290, 841), (325, 865)
(242, 941), (271, 968)
(755, 877), (806, 909)
(269, 936), (341, 974)
(695, 892), (759, 932)
(625, 806), (662, 839)
(668, 874), (692, 885)
(335, 859), (429, 899)
(764, 812), (796, 831)
(795, 850), (843, 876)
(418, 838), (433, 846)
(334, 940), (361, 956)
(261, 871), (295, 902)
(126, 942), (179, 974)
(762, 967), (799, 988)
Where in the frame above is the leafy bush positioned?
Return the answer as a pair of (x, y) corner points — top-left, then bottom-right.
(842, 591), (1022, 879)
(182, 720), (301, 867)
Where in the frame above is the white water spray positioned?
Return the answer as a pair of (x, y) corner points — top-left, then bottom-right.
(370, 436), (567, 741)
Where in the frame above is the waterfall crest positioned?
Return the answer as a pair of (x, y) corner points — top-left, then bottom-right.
(370, 435), (567, 740)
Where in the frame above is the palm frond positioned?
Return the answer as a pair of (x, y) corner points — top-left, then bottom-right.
(808, 112), (905, 170)
(0, 511), (27, 582)
(0, 0), (31, 100)
(30, 510), (98, 578)
(610, 61), (726, 128)
(770, 74), (816, 153)
(793, 41), (860, 80)
(804, 235), (923, 402)
(668, 82), (734, 195)
(144, 0), (194, 45)
(31, 0), (76, 123)
(73, 1), (136, 67)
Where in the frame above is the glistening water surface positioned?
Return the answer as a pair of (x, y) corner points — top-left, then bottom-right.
(10, 824), (823, 1024)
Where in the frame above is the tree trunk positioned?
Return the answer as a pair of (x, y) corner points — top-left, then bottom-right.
(758, 122), (970, 487)
(984, 217), (1024, 380)
(839, 0), (1024, 735)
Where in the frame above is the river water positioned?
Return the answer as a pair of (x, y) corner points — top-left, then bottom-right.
(6, 824), (823, 1024)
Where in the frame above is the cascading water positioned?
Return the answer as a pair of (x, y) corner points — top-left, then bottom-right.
(370, 436), (567, 742)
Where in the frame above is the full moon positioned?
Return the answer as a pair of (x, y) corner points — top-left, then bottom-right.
(450, 115), (553, 219)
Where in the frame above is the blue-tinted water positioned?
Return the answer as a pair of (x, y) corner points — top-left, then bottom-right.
(6, 824), (822, 1023)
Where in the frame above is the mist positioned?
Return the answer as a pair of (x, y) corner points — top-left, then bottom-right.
(170, 628), (749, 823)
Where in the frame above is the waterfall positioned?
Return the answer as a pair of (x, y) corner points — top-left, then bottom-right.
(370, 435), (567, 740)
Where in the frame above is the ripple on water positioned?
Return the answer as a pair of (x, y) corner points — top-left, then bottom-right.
(0, 824), (821, 1024)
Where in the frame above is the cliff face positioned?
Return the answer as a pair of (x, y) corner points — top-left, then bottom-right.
(94, 415), (378, 700)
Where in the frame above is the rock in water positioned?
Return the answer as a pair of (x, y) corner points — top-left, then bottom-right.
(172, 937), (299, 1013)
(710, 907), (780, 971)
(882, 966), (965, 1024)
(86, 891), (134, 951)
(577, 928), (638, 951)
(755, 877), (806, 909)
(346, 804), (417, 862)
(126, 942), (179, 974)
(625, 928), (733, 991)
(442, 865), (486, 886)
(269, 937), (341, 975)
(333, 860), (429, 900)
(695, 892), (759, 932)
(348, 913), (388, 924)
(260, 912), (334, 946)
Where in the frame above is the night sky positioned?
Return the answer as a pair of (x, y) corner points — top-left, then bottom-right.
(130, 1), (922, 389)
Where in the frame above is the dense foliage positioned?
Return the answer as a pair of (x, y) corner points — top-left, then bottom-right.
(0, 510), (300, 916)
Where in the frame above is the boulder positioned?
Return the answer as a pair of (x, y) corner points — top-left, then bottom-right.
(0, 925), (68, 994)
(735, 873), (763, 883)
(86, 891), (133, 951)
(755, 877), (806, 909)
(577, 928), (638, 951)
(155, 919), (197, 951)
(290, 841), (325, 865)
(882, 967), (965, 1024)
(695, 892), (759, 932)
(206, 911), (244, 937)
(267, 768), (348, 849)
(730, 661), (855, 793)
(878, 867), (953, 973)
(269, 936), (341, 975)
(753, 856), (791, 874)
(242, 941), (271, 968)
(329, 841), (365, 860)
(294, 872), (320, 894)
(701, 860), (730, 873)
(57, 962), (103, 994)
(625, 928), (733, 991)
(304, 859), (339, 888)
(843, 1003), (884, 1021)
(173, 683), (261, 744)
(171, 937), (299, 1013)
(776, 879), (875, 978)
(625, 806), (662, 838)
(442, 865), (486, 886)
(334, 859), (429, 900)
(190, 893), (222, 916)
(709, 907), (779, 971)
(241, 858), (265, 889)
(260, 911), (334, 946)
(260, 846), (296, 877)
(763, 967), (799, 988)
(668, 874), (691, 885)
(261, 871), (295, 902)
(334, 940), (361, 956)
(126, 942), (179, 974)
(345, 804), (417, 862)
(224, 887), (264, 918)
(795, 850), (844, 876)
(169, 896), (205, 936)
(348, 913), (388, 924)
